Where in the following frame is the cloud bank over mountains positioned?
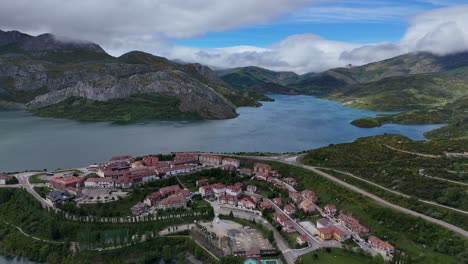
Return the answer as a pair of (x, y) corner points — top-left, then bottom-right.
(0, 1), (467, 73)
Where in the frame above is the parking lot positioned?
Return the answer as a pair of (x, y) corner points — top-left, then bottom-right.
(203, 218), (274, 254)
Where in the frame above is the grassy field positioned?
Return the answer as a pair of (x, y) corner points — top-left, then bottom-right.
(28, 173), (48, 184)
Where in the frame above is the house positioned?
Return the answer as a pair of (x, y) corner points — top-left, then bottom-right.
(270, 170), (282, 177)
(199, 155), (222, 166)
(199, 185), (213, 197)
(297, 234), (309, 245)
(174, 153), (199, 165)
(226, 185), (242, 196)
(196, 178), (209, 187)
(211, 183), (226, 197)
(49, 176), (84, 190)
(254, 163), (272, 175)
(289, 191), (303, 204)
(159, 185), (181, 197)
(273, 212), (291, 229)
(143, 156), (159, 167)
(115, 176), (133, 189)
(175, 189), (192, 201)
(156, 164), (193, 177)
(45, 190), (75, 207)
(316, 226), (350, 242)
(246, 185), (257, 193)
(260, 200), (273, 210)
(324, 204), (337, 216)
(131, 202), (148, 215)
(84, 177), (115, 189)
(218, 194), (238, 206)
(338, 213), (369, 236)
(316, 218), (333, 228)
(144, 191), (163, 206)
(368, 236), (394, 255)
(238, 168), (253, 176)
(283, 177), (298, 186)
(249, 193), (263, 203)
(156, 196), (187, 210)
(222, 158), (240, 168)
(238, 197), (256, 210)
(299, 199), (315, 213)
(272, 197), (282, 206)
(255, 174), (270, 182)
(284, 204), (296, 215)
(0, 174), (10, 185)
(301, 190), (318, 203)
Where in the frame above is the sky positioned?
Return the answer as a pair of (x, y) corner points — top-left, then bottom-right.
(1, 0), (468, 73)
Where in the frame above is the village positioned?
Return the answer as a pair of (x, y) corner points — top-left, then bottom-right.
(2, 152), (395, 263)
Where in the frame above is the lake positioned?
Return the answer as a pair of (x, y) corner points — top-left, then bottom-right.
(0, 256), (35, 264)
(0, 94), (443, 172)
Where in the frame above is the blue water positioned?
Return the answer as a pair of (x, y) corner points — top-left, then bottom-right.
(0, 95), (443, 172)
(0, 256), (35, 264)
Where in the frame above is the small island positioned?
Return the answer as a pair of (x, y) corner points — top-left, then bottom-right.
(350, 117), (382, 128)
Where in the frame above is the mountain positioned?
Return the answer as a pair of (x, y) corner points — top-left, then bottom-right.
(217, 66), (300, 89)
(0, 30), (262, 121)
(290, 51), (468, 95)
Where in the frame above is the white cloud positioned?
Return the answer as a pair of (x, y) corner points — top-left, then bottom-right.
(162, 4), (468, 73)
(1, 1), (467, 74)
(401, 4), (468, 55)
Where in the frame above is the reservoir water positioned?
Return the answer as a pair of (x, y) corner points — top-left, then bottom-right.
(0, 95), (443, 172)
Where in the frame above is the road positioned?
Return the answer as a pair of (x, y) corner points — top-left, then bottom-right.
(383, 144), (441, 158)
(318, 167), (468, 215)
(15, 171), (52, 209)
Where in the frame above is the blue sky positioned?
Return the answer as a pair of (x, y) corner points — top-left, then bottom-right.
(174, 0), (468, 48)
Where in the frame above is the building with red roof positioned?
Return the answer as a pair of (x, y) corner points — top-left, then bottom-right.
(260, 200), (273, 210)
(49, 176), (84, 190)
(324, 204), (337, 216)
(0, 174), (10, 185)
(272, 197), (282, 206)
(246, 185), (257, 193)
(143, 156), (159, 167)
(222, 158), (240, 168)
(218, 194), (238, 206)
(297, 234), (309, 245)
(156, 196), (187, 210)
(283, 177), (298, 186)
(211, 183), (226, 197)
(238, 168), (252, 176)
(174, 153), (199, 165)
(284, 204), (296, 215)
(199, 185), (213, 197)
(199, 154), (222, 166)
(144, 191), (163, 206)
(317, 226), (350, 242)
(301, 190), (318, 203)
(159, 185), (181, 197)
(254, 163), (272, 175)
(338, 213), (369, 236)
(289, 191), (303, 204)
(226, 185), (242, 196)
(368, 236), (394, 255)
(238, 197), (256, 210)
(196, 178), (209, 187)
(273, 212), (291, 229)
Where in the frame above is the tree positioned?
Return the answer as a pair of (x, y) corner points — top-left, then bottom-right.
(162, 245), (173, 261)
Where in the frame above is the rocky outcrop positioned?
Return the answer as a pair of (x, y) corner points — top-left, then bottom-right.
(0, 100), (26, 110)
(27, 70), (238, 119)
